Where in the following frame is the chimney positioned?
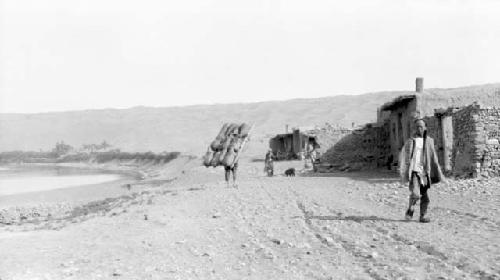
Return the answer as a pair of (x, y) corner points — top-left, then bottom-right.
(285, 124), (289, 133)
(415, 77), (424, 93)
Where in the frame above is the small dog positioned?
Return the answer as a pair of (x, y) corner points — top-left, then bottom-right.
(284, 168), (296, 177)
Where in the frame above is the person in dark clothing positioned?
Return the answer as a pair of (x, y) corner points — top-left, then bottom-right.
(399, 119), (445, 223)
(264, 149), (275, 177)
(387, 154), (394, 170)
(225, 161), (238, 188)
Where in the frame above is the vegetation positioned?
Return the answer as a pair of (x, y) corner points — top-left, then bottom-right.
(57, 150), (181, 164)
(52, 141), (74, 156)
(92, 151), (180, 164)
(82, 141), (112, 153)
(0, 151), (56, 163)
(0, 141), (180, 164)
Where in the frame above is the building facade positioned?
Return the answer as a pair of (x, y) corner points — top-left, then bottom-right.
(320, 78), (500, 177)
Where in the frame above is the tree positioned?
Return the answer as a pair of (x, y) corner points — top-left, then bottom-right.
(82, 141), (112, 153)
(99, 140), (111, 151)
(53, 141), (73, 156)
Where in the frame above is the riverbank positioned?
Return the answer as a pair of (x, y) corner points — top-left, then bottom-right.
(0, 155), (198, 226)
(0, 158), (499, 279)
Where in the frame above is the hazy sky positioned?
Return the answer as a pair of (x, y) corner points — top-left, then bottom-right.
(1, 0), (499, 113)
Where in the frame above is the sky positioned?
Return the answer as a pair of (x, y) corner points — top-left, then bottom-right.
(1, 0), (500, 113)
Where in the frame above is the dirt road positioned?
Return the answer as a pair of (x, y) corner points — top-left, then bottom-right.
(0, 159), (499, 280)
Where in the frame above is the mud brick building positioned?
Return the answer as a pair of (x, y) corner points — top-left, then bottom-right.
(320, 78), (500, 177)
(269, 125), (352, 161)
(375, 78), (500, 177)
(319, 123), (390, 171)
(269, 129), (319, 160)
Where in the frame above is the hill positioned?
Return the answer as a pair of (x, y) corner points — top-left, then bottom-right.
(1, 83), (499, 157)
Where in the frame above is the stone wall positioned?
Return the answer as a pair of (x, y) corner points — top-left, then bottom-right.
(452, 104), (479, 177)
(315, 97), (500, 176)
(450, 104), (500, 177)
(476, 106), (500, 177)
(319, 123), (390, 171)
(378, 103), (500, 178)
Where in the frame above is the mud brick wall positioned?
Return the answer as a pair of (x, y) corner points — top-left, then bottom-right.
(307, 127), (353, 155)
(320, 123), (390, 171)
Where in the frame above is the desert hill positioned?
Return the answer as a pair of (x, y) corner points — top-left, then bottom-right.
(1, 83), (499, 157)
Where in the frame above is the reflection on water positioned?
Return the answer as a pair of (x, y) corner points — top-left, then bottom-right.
(0, 165), (123, 196)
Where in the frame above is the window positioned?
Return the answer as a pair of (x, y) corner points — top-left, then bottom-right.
(392, 122), (396, 140)
(407, 120), (411, 140)
(398, 113), (403, 148)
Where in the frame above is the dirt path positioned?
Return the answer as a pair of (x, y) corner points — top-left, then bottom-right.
(0, 160), (499, 280)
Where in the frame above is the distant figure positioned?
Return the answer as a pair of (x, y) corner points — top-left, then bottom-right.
(399, 119), (444, 223)
(225, 162), (238, 188)
(284, 168), (296, 177)
(264, 149), (275, 177)
(305, 144), (316, 169)
(309, 148), (317, 162)
(312, 150), (320, 172)
(387, 154), (394, 170)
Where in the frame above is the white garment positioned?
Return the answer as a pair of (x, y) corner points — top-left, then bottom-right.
(410, 137), (425, 174)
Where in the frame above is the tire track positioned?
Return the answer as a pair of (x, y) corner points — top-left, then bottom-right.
(432, 206), (500, 228)
(318, 205), (500, 280)
(296, 201), (406, 280)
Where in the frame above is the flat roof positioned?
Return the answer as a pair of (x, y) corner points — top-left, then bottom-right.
(380, 94), (416, 111)
(273, 131), (315, 139)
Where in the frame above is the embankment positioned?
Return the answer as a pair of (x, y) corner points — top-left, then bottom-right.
(0, 154), (199, 227)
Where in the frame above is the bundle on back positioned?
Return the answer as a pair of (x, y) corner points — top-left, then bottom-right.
(203, 123), (252, 168)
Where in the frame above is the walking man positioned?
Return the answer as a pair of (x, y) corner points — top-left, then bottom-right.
(399, 119), (444, 223)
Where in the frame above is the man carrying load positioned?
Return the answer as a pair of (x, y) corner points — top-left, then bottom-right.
(203, 122), (252, 189)
(223, 127), (242, 188)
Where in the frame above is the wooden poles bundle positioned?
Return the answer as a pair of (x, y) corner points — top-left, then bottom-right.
(203, 123), (253, 167)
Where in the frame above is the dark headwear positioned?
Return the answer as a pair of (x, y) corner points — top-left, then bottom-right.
(414, 118), (427, 125)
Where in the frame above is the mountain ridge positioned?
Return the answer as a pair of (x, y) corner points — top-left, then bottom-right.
(1, 83), (499, 156)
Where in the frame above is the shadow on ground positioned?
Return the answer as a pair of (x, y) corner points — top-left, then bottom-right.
(310, 215), (409, 223)
(299, 169), (400, 185)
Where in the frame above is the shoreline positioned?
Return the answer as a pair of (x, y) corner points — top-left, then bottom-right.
(0, 156), (196, 227)
(0, 159), (498, 279)
(1, 161), (146, 180)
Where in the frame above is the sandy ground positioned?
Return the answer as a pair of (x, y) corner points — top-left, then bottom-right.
(0, 158), (499, 280)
